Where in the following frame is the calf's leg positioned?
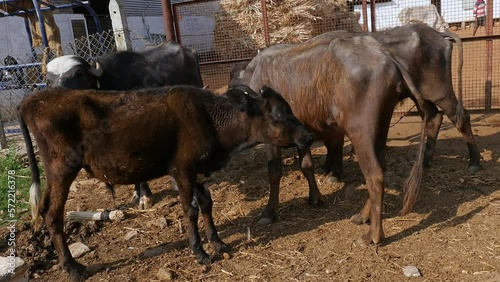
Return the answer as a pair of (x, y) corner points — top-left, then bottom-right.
(176, 171), (211, 264)
(194, 183), (228, 255)
(258, 145), (282, 224)
(41, 160), (86, 281)
(297, 147), (323, 206)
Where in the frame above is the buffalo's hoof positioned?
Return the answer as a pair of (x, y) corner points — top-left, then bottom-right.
(130, 192), (140, 206)
(64, 261), (88, 282)
(139, 195), (153, 210)
(308, 196), (325, 207)
(257, 210), (278, 225)
(360, 231), (383, 245)
(212, 241), (230, 255)
(468, 165), (480, 174)
(317, 165), (331, 175)
(326, 174), (341, 184)
(350, 213), (369, 225)
(170, 176), (179, 192)
(360, 233), (374, 246)
(195, 251), (212, 265)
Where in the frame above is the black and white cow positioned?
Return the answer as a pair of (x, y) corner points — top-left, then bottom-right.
(46, 40), (203, 90)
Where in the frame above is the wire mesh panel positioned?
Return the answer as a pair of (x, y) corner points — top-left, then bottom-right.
(173, 0), (260, 90)
(456, 39), (500, 110)
(173, 0), (500, 114)
(363, 0), (500, 113)
(0, 47), (46, 127)
(0, 30), (114, 129)
(173, 0), (362, 91)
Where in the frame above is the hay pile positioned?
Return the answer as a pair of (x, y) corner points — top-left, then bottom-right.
(214, 0), (362, 59)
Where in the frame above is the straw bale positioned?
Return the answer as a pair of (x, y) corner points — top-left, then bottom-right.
(214, 0), (362, 59)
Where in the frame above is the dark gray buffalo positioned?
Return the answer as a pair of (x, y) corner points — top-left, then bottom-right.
(309, 24), (480, 196)
(20, 85), (314, 280)
(46, 40), (204, 209)
(232, 24), (480, 245)
(234, 34), (426, 245)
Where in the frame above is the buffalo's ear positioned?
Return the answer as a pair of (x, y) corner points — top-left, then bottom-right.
(90, 62), (104, 77)
(259, 85), (281, 112)
(259, 85), (279, 99)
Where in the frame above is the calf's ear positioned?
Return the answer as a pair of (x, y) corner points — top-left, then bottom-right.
(226, 88), (251, 109)
(226, 87), (260, 115)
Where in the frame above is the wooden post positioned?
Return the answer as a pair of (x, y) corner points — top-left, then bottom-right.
(109, 0), (132, 51)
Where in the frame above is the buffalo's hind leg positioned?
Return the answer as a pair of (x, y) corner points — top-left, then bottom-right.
(350, 199), (371, 225)
(194, 183), (229, 257)
(411, 97), (444, 168)
(436, 97), (481, 173)
(350, 136), (386, 245)
(41, 157), (87, 281)
(131, 182), (153, 209)
(321, 137), (345, 183)
(176, 170), (211, 264)
(139, 182), (152, 209)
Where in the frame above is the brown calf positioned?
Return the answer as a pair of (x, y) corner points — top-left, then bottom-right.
(19, 85), (313, 281)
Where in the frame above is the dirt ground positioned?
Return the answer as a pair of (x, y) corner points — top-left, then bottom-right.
(1, 112), (499, 282)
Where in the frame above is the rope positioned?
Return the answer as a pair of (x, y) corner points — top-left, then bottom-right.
(390, 104), (417, 128)
(41, 47), (49, 76)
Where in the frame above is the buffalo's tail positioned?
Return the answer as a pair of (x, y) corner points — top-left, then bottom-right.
(401, 116), (427, 215)
(382, 48), (427, 215)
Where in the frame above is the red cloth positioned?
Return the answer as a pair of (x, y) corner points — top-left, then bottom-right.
(473, 1), (486, 17)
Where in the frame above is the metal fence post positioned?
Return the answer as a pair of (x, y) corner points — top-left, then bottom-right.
(485, 0), (493, 109)
(0, 111), (7, 150)
(362, 0), (368, 32)
(261, 0), (271, 47)
(109, 0), (132, 51)
(161, 0), (175, 42)
(370, 0), (376, 32)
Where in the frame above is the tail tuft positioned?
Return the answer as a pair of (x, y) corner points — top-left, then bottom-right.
(401, 117), (428, 215)
(29, 181), (42, 229)
(454, 101), (466, 131)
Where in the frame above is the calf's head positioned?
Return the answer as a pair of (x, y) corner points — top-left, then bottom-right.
(46, 55), (103, 89)
(227, 85), (314, 149)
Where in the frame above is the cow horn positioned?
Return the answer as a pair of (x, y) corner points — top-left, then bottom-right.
(89, 62), (103, 77)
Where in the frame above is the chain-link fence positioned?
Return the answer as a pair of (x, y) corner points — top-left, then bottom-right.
(0, 28), (169, 138)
